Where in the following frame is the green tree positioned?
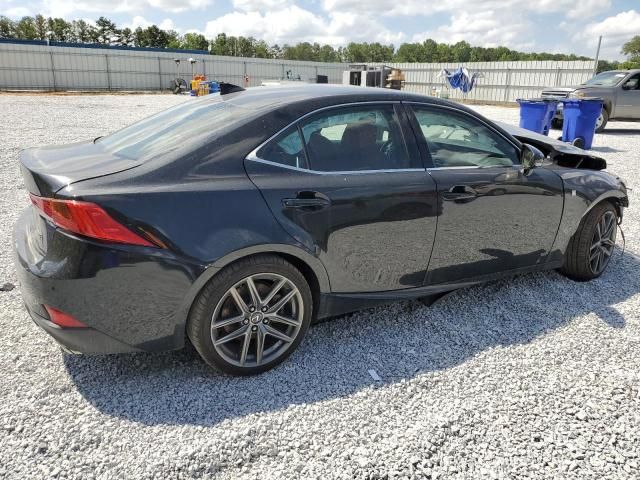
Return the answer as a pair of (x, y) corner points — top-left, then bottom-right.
(269, 43), (282, 59)
(33, 14), (47, 40)
(95, 16), (117, 44)
(115, 27), (134, 46)
(71, 20), (94, 43)
(15, 16), (38, 40)
(253, 39), (270, 58)
(318, 44), (340, 62)
(0, 16), (15, 38)
(181, 32), (208, 51)
(622, 36), (640, 59)
(621, 35), (640, 68)
(48, 18), (72, 41)
(210, 33), (233, 56)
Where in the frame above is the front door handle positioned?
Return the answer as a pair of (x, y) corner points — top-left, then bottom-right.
(282, 191), (331, 209)
(442, 185), (478, 201)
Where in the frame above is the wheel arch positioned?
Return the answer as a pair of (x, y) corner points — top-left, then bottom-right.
(581, 192), (626, 221)
(175, 244), (330, 344)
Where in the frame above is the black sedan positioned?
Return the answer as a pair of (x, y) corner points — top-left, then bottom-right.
(14, 85), (628, 375)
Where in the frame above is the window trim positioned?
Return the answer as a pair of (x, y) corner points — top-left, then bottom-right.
(403, 101), (522, 170)
(247, 101), (425, 175)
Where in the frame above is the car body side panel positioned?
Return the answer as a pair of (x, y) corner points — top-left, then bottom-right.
(14, 209), (201, 351)
(244, 160), (439, 292)
(425, 166), (564, 284)
(545, 166), (628, 264)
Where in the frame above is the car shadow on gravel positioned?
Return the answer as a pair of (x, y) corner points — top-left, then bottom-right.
(63, 249), (640, 427)
(600, 128), (640, 136)
(590, 146), (627, 153)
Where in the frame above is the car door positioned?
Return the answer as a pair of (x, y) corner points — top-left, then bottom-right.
(405, 103), (564, 285)
(615, 73), (640, 118)
(244, 102), (439, 293)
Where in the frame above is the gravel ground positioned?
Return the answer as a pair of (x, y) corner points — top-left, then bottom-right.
(1, 94), (639, 480)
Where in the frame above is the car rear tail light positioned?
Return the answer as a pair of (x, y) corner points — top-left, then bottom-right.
(29, 194), (158, 247)
(44, 306), (88, 328)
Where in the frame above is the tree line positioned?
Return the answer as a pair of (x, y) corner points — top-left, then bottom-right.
(0, 14), (638, 70)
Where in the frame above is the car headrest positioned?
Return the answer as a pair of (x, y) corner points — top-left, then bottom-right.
(341, 121), (377, 150)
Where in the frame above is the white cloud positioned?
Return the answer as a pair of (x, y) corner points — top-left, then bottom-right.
(323, 0), (610, 19)
(40, 0), (145, 17)
(39, 0), (210, 17)
(126, 15), (152, 30)
(412, 10), (533, 50)
(5, 6), (32, 18)
(232, 0), (289, 11)
(147, 0), (212, 14)
(159, 18), (178, 31)
(572, 10), (640, 60)
(204, 5), (402, 46)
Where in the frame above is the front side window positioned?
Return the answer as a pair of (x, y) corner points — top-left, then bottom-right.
(257, 104), (417, 172)
(623, 73), (640, 90)
(411, 106), (519, 168)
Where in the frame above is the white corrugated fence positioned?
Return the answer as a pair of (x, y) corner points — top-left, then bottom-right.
(0, 42), (595, 103)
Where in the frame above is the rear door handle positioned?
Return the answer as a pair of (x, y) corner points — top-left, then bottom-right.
(442, 185), (478, 201)
(282, 191), (331, 209)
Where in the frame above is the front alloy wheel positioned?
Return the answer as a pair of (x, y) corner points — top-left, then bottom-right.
(588, 210), (616, 275)
(187, 255), (312, 375)
(559, 202), (618, 281)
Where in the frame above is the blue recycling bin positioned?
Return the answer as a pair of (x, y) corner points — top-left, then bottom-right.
(517, 99), (557, 136)
(560, 98), (603, 150)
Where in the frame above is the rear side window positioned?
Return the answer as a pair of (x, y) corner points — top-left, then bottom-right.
(98, 97), (244, 160)
(256, 104), (417, 172)
(411, 106), (519, 168)
(257, 127), (309, 169)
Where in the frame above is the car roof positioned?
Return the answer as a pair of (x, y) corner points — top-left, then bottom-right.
(218, 83), (470, 112)
(602, 69), (640, 74)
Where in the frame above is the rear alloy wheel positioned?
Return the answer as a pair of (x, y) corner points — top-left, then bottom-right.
(187, 256), (312, 375)
(560, 202), (617, 281)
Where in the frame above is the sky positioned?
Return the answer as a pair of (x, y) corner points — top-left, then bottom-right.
(1, 0), (639, 60)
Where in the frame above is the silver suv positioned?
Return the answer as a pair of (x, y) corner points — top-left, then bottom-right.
(541, 69), (640, 132)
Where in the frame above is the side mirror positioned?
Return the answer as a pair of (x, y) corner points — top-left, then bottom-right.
(521, 144), (545, 171)
(622, 83), (632, 90)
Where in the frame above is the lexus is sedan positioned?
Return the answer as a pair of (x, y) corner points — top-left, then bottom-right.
(14, 85), (628, 375)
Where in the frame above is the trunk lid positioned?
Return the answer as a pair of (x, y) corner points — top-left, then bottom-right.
(20, 140), (141, 197)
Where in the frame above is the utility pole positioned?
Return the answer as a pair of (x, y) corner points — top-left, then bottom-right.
(593, 36), (602, 75)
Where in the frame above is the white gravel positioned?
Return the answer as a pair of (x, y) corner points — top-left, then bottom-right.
(1, 94), (640, 479)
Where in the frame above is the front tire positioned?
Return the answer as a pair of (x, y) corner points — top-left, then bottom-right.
(595, 109), (609, 133)
(560, 202), (617, 281)
(187, 255), (312, 375)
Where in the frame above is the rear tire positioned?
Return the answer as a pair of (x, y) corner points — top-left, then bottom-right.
(551, 118), (563, 129)
(187, 255), (312, 375)
(559, 202), (617, 281)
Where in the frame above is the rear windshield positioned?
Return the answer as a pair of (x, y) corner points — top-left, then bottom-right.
(97, 96), (248, 160)
(583, 71), (627, 87)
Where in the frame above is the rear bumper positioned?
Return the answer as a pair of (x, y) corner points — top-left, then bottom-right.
(26, 304), (141, 354)
(13, 208), (203, 353)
